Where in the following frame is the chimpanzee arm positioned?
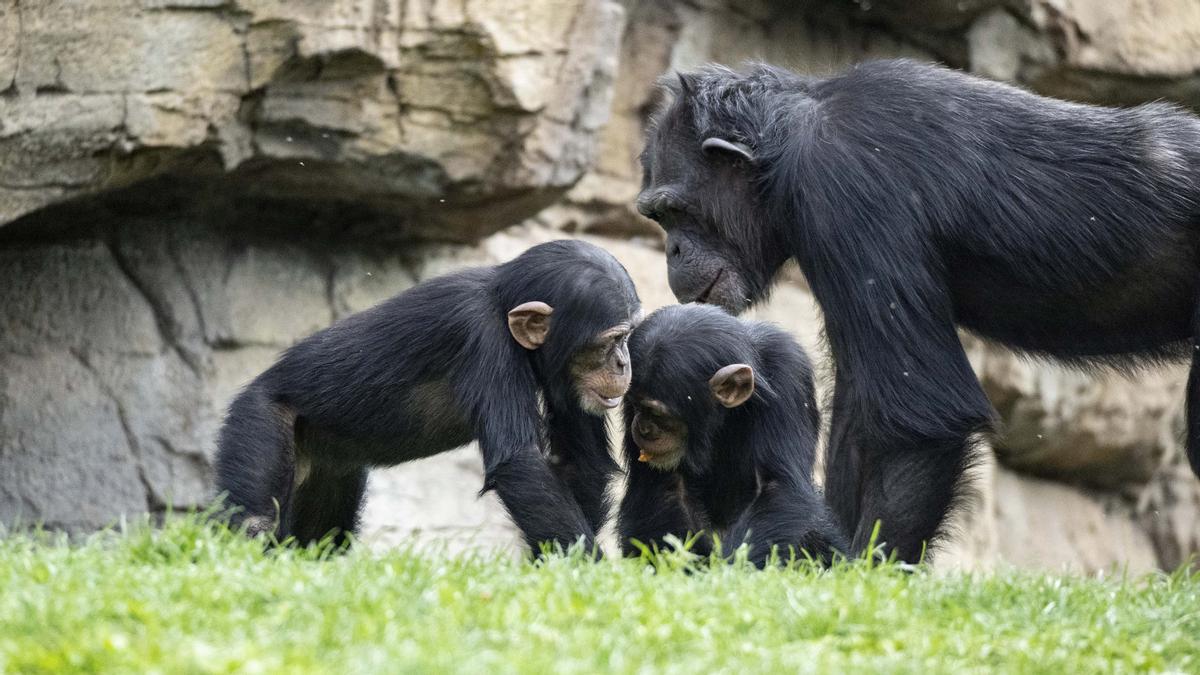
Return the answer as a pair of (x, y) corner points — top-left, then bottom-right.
(725, 477), (848, 567)
(454, 340), (596, 555)
(544, 406), (620, 534)
(616, 425), (706, 557)
(722, 354), (846, 567)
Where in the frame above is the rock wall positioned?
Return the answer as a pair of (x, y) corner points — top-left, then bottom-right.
(1, 0), (623, 240)
(2, 0), (1199, 571)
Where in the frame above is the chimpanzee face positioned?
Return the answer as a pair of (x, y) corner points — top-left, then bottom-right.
(628, 363), (754, 471)
(628, 398), (688, 470)
(636, 88), (789, 315)
(508, 302), (637, 416)
(569, 322), (634, 414)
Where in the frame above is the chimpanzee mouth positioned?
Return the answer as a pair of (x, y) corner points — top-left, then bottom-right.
(589, 389), (624, 409)
(696, 269), (724, 303)
(636, 446), (684, 471)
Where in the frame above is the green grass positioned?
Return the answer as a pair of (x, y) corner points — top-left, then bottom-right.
(1, 518), (1197, 674)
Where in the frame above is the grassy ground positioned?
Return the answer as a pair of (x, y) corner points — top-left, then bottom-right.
(1, 518), (1197, 674)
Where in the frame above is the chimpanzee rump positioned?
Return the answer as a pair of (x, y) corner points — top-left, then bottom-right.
(617, 304), (847, 566)
(636, 59), (1200, 562)
(214, 240), (641, 552)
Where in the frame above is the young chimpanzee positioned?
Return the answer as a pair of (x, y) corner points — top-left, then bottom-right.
(214, 240), (641, 553)
(617, 304), (847, 566)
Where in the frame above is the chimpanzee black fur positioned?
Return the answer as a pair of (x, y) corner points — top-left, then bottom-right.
(617, 304), (847, 566)
(637, 58), (1200, 562)
(214, 240), (641, 553)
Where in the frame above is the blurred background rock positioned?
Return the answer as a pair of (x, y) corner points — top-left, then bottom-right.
(2, 0), (1198, 571)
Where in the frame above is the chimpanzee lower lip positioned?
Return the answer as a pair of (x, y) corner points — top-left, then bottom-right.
(599, 396), (622, 408)
(638, 448), (682, 468)
(697, 269), (724, 303)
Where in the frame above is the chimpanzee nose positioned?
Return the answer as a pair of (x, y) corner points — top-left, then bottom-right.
(636, 195), (656, 220)
(667, 235), (685, 261)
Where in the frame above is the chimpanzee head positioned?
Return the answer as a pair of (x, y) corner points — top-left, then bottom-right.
(636, 65), (798, 314)
(624, 304), (773, 473)
(498, 240), (642, 415)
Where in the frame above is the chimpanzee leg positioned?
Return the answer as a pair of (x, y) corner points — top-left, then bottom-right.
(819, 284), (993, 563)
(213, 386), (297, 536)
(288, 464), (369, 547)
(483, 450), (597, 555)
(823, 386), (864, 545)
(850, 429), (975, 562)
(617, 462), (703, 556)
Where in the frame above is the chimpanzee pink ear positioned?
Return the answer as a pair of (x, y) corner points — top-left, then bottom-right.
(702, 137), (754, 163)
(507, 301), (553, 350)
(709, 363), (754, 408)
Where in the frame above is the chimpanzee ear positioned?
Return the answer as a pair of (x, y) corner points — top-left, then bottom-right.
(676, 72), (694, 97)
(507, 301), (553, 350)
(702, 137), (754, 163)
(709, 363), (754, 408)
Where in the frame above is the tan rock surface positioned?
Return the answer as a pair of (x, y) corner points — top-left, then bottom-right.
(965, 338), (1186, 487)
(0, 0), (624, 238)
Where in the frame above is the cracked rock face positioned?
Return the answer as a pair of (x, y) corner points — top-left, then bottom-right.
(0, 0), (624, 241)
(0, 237), (215, 528)
(1, 210), (441, 532)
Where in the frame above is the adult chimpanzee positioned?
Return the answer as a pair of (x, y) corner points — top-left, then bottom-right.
(637, 58), (1200, 562)
(214, 240), (640, 553)
(617, 304), (847, 566)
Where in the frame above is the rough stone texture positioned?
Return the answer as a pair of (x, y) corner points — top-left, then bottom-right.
(964, 337), (1186, 489)
(871, 0), (1200, 107)
(974, 0), (1200, 79)
(989, 467), (1160, 574)
(0, 238), (215, 529)
(1134, 457), (1200, 571)
(2, 0), (1200, 570)
(936, 452), (1160, 574)
(0, 0), (625, 240)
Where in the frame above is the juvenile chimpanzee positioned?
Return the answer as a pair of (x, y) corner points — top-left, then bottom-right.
(214, 240), (640, 553)
(637, 59), (1200, 562)
(617, 304), (847, 566)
